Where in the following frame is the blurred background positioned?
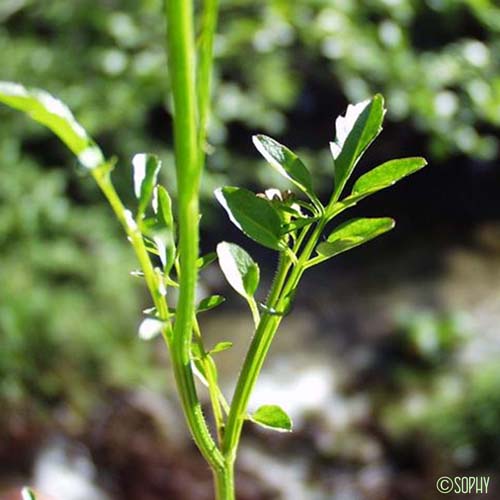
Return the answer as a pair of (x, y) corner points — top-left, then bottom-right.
(1, 0), (500, 498)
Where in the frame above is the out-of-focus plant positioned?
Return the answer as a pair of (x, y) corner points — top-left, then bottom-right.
(0, 2), (428, 498)
(425, 364), (500, 467)
(396, 310), (469, 367)
(0, 146), (159, 420)
(386, 363), (500, 469)
(305, 0), (500, 160)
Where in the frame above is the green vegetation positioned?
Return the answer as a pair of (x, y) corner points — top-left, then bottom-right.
(3, 0), (500, 498)
(0, 1), (428, 497)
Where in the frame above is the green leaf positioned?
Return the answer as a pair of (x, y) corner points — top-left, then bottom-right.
(0, 81), (104, 169)
(253, 135), (319, 205)
(197, 252), (217, 270)
(351, 157), (427, 199)
(154, 185), (174, 229)
(215, 187), (284, 250)
(150, 186), (176, 272)
(316, 217), (395, 258)
(133, 154), (161, 217)
(209, 341), (233, 354)
(197, 295), (226, 313)
(250, 405), (293, 432)
(22, 488), (37, 500)
(217, 242), (260, 298)
(332, 95), (385, 197)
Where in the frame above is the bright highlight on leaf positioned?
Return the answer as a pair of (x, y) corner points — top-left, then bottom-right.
(138, 317), (165, 340)
(331, 95), (386, 197)
(133, 154), (162, 217)
(0, 81), (104, 169)
(250, 404), (292, 432)
(253, 135), (319, 206)
(215, 186), (284, 250)
(316, 217), (395, 258)
(217, 242), (260, 299)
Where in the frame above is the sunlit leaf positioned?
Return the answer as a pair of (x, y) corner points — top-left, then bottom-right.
(215, 187), (284, 250)
(0, 81), (104, 169)
(253, 135), (319, 205)
(351, 157), (427, 199)
(316, 217), (395, 258)
(197, 295), (226, 313)
(217, 242), (260, 298)
(331, 95), (385, 197)
(250, 404), (292, 432)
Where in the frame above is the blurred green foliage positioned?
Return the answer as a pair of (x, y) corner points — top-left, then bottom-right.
(386, 363), (500, 468)
(0, 139), (160, 419)
(425, 364), (500, 467)
(396, 310), (468, 367)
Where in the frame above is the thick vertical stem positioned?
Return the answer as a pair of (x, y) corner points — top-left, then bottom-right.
(214, 462), (235, 500)
(164, 0), (224, 472)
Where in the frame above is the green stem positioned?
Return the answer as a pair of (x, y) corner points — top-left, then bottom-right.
(93, 170), (171, 325)
(222, 313), (281, 460)
(193, 318), (225, 444)
(164, 0), (224, 472)
(214, 463), (235, 500)
(247, 297), (261, 327)
(222, 220), (326, 460)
